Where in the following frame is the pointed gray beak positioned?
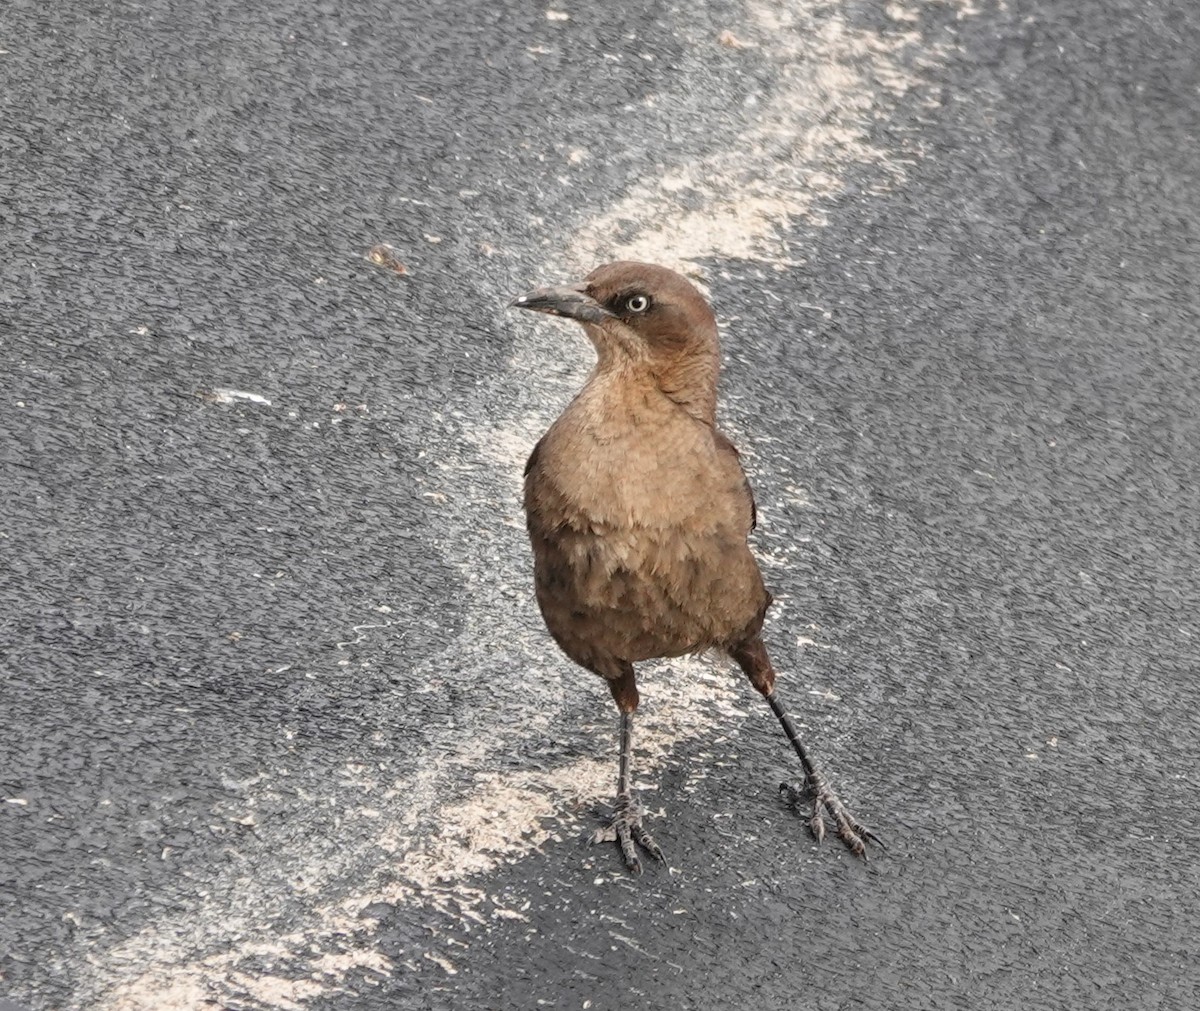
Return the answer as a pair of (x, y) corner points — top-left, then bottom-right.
(509, 283), (614, 324)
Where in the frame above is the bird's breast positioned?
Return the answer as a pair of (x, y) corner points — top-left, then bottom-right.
(530, 404), (748, 535)
(523, 382), (766, 657)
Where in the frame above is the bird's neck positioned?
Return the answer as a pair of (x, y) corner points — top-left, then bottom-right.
(586, 347), (719, 427)
(649, 347), (719, 425)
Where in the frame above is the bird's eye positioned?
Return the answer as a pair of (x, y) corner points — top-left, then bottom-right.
(626, 295), (649, 313)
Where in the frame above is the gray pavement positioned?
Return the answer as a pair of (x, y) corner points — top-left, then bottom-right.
(2, 0), (1199, 1009)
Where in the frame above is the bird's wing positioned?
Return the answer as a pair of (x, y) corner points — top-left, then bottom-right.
(713, 430), (757, 532)
(524, 436), (544, 477)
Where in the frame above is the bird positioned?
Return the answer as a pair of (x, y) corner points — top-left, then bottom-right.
(510, 260), (878, 873)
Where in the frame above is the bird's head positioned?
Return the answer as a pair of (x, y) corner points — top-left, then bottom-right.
(510, 261), (720, 421)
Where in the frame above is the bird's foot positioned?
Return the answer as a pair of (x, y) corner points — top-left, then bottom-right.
(780, 772), (882, 859)
(589, 795), (664, 874)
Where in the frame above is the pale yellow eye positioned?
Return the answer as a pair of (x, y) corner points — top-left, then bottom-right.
(627, 295), (649, 313)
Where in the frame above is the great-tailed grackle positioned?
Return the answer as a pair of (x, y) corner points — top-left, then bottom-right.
(511, 261), (878, 873)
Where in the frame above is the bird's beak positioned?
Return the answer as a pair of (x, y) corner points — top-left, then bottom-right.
(509, 283), (614, 324)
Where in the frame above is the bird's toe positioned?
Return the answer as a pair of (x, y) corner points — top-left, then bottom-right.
(589, 796), (664, 874)
(780, 774), (879, 860)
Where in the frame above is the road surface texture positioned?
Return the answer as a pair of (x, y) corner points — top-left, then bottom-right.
(2, 0), (1198, 1008)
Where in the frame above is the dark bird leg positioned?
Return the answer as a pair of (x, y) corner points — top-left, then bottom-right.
(730, 636), (880, 858)
(588, 662), (665, 873)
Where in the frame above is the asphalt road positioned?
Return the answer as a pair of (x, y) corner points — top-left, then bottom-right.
(3, 1), (1199, 1009)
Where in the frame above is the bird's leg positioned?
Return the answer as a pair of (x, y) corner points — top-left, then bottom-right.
(766, 691), (881, 858)
(588, 665), (665, 873)
(589, 711), (665, 873)
(730, 636), (881, 859)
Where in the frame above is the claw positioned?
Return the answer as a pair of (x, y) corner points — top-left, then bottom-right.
(589, 796), (664, 873)
(780, 775), (879, 859)
(811, 807), (827, 844)
(631, 822), (664, 863)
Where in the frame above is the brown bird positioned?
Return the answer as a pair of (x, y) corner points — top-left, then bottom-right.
(511, 261), (878, 872)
